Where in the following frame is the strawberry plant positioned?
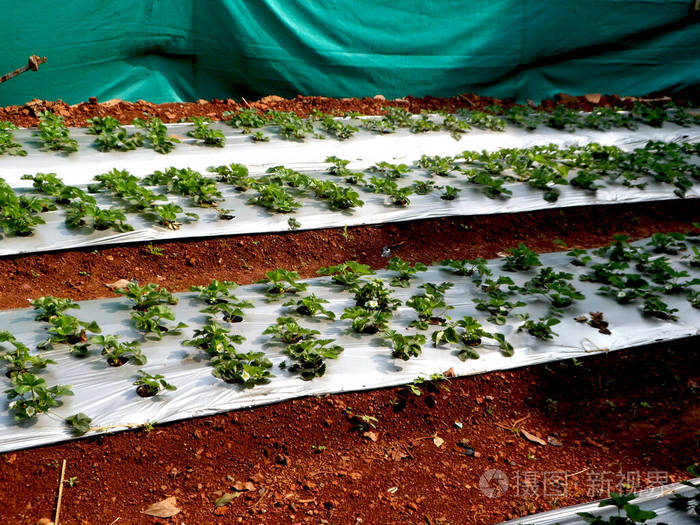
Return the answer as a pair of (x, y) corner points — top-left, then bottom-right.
(86, 116), (144, 151)
(313, 181), (364, 210)
(131, 305), (187, 339)
(517, 314), (560, 340)
(251, 131), (270, 142)
(525, 163), (569, 202)
(325, 156), (353, 177)
(89, 334), (146, 366)
(669, 465), (700, 516)
(502, 243), (542, 271)
(90, 169), (166, 211)
(412, 180), (438, 195)
(190, 280), (239, 305)
(543, 105), (584, 132)
(36, 111), (78, 152)
(5, 372), (73, 421)
(222, 108), (266, 131)
(382, 106), (413, 128)
(0, 121), (26, 156)
(210, 351), (273, 387)
(144, 167), (222, 207)
(432, 316), (513, 359)
(647, 232), (687, 254)
(474, 294), (526, 326)
(641, 294), (679, 321)
(248, 183), (302, 213)
(65, 201), (133, 232)
(257, 269), (308, 297)
(207, 163), (251, 189)
(201, 301), (254, 323)
(456, 109), (506, 131)
(133, 370), (176, 397)
(440, 185), (461, 200)
(30, 296), (79, 321)
(281, 338), (343, 380)
(114, 282), (177, 310)
(570, 170), (604, 192)
(188, 116), (225, 147)
(503, 105), (544, 131)
(388, 187), (413, 207)
(369, 161), (410, 179)
(417, 155), (457, 177)
(317, 261), (375, 287)
(567, 248), (592, 266)
(387, 257), (427, 287)
(584, 107), (637, 131)
(22, 172), (95, 205)
(577, 492), (659, 524)
(0, 201), (47, 236)
(441, 258), (492, 281)
(267, 110), (314, 140)
(65, 412), (93, 436)
(683, 245), (700, 268)
(406, 282), (454, 329)
(442, 113), (471, 139)
(384, 331), (426, 360)
(410, 115), (441, 133)
(320, 116), (358, 140)
(351, 279), (401, 311)
(341, 307), (392, 334)
(132, 115), (180, 153)
(517, 267), (585, 309)
(145, 203), (198, 230)
(38, 315), (101, 355)
(263, 317), (320, 344)
(462, 169), (513, 199)
(283, 294), (336, 319)
(184, 319), (245, 356)
(0, 333), (54, 378)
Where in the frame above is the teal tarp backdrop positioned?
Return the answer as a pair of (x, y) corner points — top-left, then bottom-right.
(1, 1), (699, 105)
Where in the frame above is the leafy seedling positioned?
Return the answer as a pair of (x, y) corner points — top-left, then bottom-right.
(283, 294), (335, 319)
(133, 370), (177, 397)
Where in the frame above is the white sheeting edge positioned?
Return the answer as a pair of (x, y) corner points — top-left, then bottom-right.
(0, 241), (698, 453)
(3, 120), (699, 187)
(1, 133), (699, 256)
(500, 478), (700, 524)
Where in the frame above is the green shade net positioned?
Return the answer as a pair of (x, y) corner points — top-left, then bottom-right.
(1, 0), (698, 105)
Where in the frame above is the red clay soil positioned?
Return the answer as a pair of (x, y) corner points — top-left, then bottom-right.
(0, 92), (683, 128)
(0, 199), (697, 309)
(0, 339), (697, 525)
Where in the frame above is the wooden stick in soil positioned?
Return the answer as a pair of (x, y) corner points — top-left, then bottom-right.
(54, 459), (67, 525)
(0, 55), (47, 84)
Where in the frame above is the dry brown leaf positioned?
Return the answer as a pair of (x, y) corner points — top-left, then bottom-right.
(363, 431), (378, 442)
(105, 278), (131, 291)
(142, 496), (181, 518)
(232, 481), (255, 492)
(521, 429), (547, 446)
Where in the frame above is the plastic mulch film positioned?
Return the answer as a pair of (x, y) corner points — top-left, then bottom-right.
(500, 478), (700, 524)
(0, 239), (698, 452)
(4, 120), (699, 186)
(0, 121), (698, 257)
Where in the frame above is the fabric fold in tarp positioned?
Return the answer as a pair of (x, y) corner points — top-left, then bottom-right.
(1, 1), (698, 105)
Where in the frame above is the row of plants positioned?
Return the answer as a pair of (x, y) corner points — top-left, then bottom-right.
(2, 233), (697, 429)
(1, 104), (696, 157)
(1, 140), (697, 240)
